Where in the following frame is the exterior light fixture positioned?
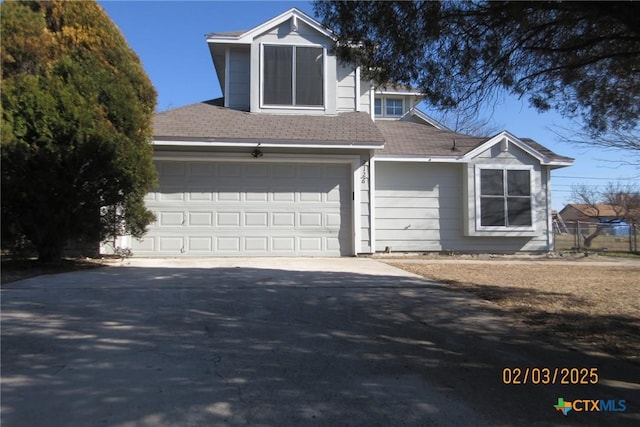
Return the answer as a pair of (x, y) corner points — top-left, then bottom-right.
(251, 149), (263, 158)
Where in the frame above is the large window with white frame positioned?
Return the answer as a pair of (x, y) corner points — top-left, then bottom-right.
(263, 45), (324, 107)
(476, 166), (534, 229)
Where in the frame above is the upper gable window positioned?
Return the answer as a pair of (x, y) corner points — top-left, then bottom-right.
(385, 98), (403, 116)
(374, 97), (404, 118)
(263, 45), (324, 107)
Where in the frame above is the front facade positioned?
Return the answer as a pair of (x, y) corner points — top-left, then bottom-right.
(123, 8), (573, 257)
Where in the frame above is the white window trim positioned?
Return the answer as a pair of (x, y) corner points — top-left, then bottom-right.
(374, 96), (404, 118)
(259, 43), (326, 110)
(474, 164), (536, 233)
(385, 97), (404, 117)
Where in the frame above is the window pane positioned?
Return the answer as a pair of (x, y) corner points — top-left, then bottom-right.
(507, 170), (530, 196)
(480, 169), (503, 195)
(374, 98), (382, 115)
(481, 197), (505, 226)
(264, 46), (292, 105)
(507, 198), (532, 226)
(386, 98), (403, 115)
(295, 47), (323, 106)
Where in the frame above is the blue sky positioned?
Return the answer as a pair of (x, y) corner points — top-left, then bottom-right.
(99, 1), (638, 211)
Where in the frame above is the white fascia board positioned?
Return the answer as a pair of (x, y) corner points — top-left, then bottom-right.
(373, 156), (467, 163)
(375, 89), (424, 96)
(207, 8), (336, 44)
(153, 140), (383, 150)
(545, 160), (574, 168)
(408, 108), (452, 131)
(462, 131), (547, 163)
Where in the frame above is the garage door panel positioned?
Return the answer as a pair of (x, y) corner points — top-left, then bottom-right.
(218, 164), (242, 177)
(217, 189), (241, 202)
(160, 212), (184, 226)
(299, 237), (322, 251)
(161, 163), (185, 176)
(245, 189), (268, 202)
(273, 164), (296, 178)
(159, 237), (183, 252)
(272, 237), (295, 251)
(272, 212), (295, 227)
(245, 212), (268, 226)
(299, 212), (322, 227)
(187, 186), (213, 201)
(159, 187), (184, 201)
(189, 212), (213, 226)
(245, 237), (268, 251)
(273, 192), (295, 202)
(217, 212), (241, 227)
(138, 161), (352, 256)
(245, 164), (269, 177)
(217, 237), (240, 251)
(189, 163), (213, 177)
(188, 237), (212, 252)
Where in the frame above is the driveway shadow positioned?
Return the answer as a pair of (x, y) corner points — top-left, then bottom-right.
(2, 266), (639, 426)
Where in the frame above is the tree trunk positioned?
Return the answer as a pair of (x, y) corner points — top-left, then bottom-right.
(582, 226), (603, 248)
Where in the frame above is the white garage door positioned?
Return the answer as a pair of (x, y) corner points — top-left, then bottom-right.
(131, 161), (353, 256)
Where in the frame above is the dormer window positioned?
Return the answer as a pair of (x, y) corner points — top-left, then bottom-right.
(374, 97), (405, 118)
(262, 45), (324, 107)
(385, 98), (403, 116)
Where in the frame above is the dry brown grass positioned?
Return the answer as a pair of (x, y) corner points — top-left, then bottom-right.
(387, 262), (640, 363)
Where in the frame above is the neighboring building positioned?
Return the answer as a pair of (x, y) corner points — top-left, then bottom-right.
(120, 8), (573, 257)
(559, 204), (624, 225)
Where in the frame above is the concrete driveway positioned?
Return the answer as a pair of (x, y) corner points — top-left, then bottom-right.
(1, 258), (638, 426)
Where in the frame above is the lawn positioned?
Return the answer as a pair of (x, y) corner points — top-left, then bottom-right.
(386, 260), (640, 364)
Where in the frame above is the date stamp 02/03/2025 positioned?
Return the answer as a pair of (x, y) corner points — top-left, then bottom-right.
(501, 367), (598, 385)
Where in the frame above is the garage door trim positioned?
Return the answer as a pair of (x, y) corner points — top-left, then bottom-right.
(151, 151), (362, 256)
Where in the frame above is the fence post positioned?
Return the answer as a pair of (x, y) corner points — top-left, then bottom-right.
(576, 221), (581, 251)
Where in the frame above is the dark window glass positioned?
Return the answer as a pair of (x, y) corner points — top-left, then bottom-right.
(507, 170), (530, 196)
(295, 47), (323, 106)
(263, 46), (292, 105)
(374, 98), (382, 115)
(480, 169), (504, 196)
(263, 46), (323, 106)
(481, 198), (505, 226)
(507, 198), (532, 226)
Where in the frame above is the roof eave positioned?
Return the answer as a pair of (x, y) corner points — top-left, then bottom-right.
(152, 138), (383, 150)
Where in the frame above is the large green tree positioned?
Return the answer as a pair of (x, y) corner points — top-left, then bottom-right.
(315, 1), (640, 143)
(1, 0), (157, 261)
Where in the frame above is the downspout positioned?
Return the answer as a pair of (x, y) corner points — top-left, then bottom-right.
(546, 166), (554, 251)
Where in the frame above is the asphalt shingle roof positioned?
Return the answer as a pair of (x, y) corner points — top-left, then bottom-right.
(374, 120), (486, 156)
(153, 99), (385, 146)
(153, 100), (572, 163)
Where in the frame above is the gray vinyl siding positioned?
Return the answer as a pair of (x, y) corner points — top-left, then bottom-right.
(360, 80), (371, 114)
(375, 160), (550, 253)
(227, 47), (250, 110)
(359, 152), (373, 252)
(337, 64), (356, 112)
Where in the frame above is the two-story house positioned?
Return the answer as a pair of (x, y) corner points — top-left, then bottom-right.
(125, 8), (573, 257)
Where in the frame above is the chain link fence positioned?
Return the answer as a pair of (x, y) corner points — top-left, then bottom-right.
(554, 220), (639, 253)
